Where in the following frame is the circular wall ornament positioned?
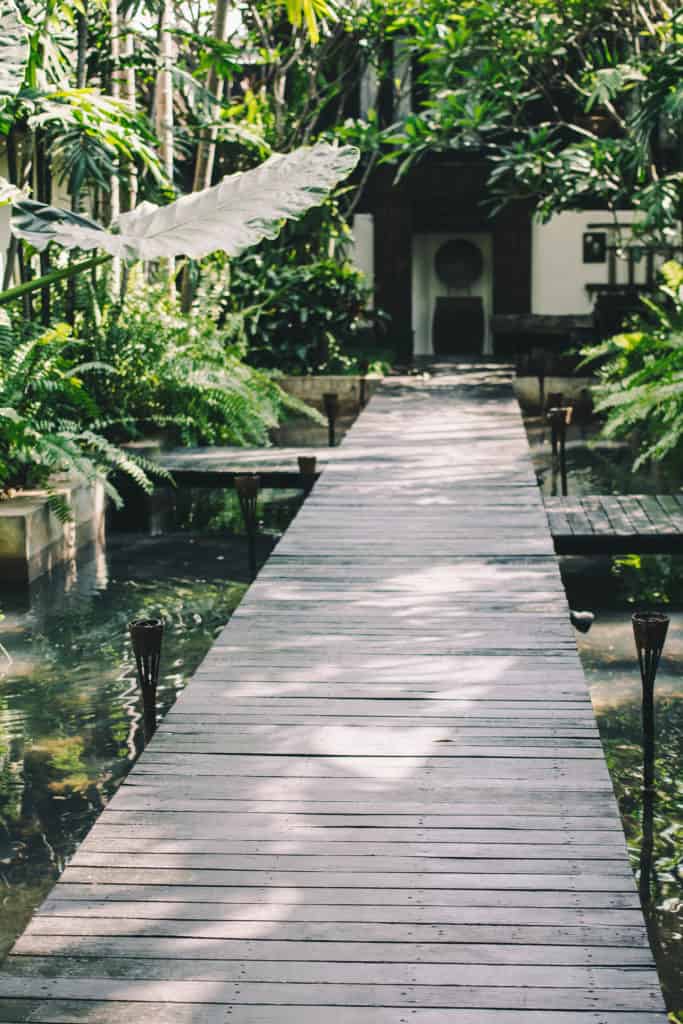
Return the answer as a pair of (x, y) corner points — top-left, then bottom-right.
(435, 239), (484, 287)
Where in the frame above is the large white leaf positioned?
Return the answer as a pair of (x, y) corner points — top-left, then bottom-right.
(10, 143), (360, 259)
(0, 176), (24, 206)
(0, 0), (29, 110)
(10, 199), (112, 252)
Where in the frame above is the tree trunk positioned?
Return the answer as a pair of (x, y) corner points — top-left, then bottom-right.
(76, 8), (88, 89)
(193, 0), (230, 192)
(109, 0), (122, 295)
(65, 7), (89, 320)
(35, 130), (52, 325)
(2, 128), (19, 291)
(109, 0), (121, 221)
(180, 0), (230, 310)
(156, 0), (174, 182)
(156, 0), (175, 295)
(121, 22), (138, 211)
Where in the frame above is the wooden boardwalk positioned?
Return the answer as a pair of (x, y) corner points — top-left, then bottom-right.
(546, 494), (683, 554)
(0, 365), (667, 1023)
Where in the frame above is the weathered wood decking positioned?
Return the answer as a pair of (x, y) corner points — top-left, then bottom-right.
(546, 494), (683, 554)
(0, 365), (668, 1022)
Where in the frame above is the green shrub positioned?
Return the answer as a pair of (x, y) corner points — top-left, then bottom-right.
(223, 254), (375, 375)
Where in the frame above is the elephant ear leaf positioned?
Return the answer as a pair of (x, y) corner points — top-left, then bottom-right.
(10, 199), (110, 251)
(0, 176), (23, 206)
(113, 142), (361, 260)
(0, 0), (29, 111)
(10, 143), (360, 261)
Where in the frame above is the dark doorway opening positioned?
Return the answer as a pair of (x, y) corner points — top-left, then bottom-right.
(433, 296), (485, 354)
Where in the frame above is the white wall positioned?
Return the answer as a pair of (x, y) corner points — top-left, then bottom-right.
(350, 213), (374, 309)
(531, 210), (645, 315)
(412, 232), (493, 356)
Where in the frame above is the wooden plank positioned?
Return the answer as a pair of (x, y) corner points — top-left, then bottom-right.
(547, 492), (683, 552)
(654, 494), (683, 528)
(615, 495), (660, 534)
(594, 496), (636, 535)
(546, 508), (572, 535)
(37, 899), (645, 925)
(128, 754), (609, 780)
(76, 825), (629, 845)
(3, 954), (657, 981)
(563, 501), (592, 535)
(67, 854), (633, 876)
(45, 883), (644, 909)
(0, 977), (666, 1010)
(69, 811), (627, 831)
(58, 867), (637, 891)
(21, 918), (648, 945)
(0, 1002), (669, 1024)
(640, 494), (678, 532)
(580, 498), (614, 535)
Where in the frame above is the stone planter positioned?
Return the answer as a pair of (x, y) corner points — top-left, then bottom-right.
(278, 374), (381, 415)
(0, 476), (105, 584)
(273, 374), (381, 446)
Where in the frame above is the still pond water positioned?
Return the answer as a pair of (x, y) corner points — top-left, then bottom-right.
(525, 415), (681, 497)
(0, 488), (302, 960)
(562, 555), (683, 1020)
(527, 412), (682, 1018)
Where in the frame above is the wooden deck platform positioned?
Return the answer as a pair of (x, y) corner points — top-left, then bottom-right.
(0, 365), (668, 1022)
(546, 494), (683, 554)
(158, 447), (335, 489)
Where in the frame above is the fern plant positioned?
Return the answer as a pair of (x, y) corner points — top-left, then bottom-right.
(0, 314), (161, 520)
(581, 261), (683, 474)
(74, 273), (323, 447)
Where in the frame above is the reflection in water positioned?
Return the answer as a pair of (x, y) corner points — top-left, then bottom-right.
(634, 613), (671, 1009)
(562, 555), (683, 1018)
(0, 487), (303, 961)
(524, 415), (681, 497)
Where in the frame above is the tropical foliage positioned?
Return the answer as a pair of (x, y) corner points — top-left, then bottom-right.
(0, 0), (378, 509)
(225, 253), (372, 375)
(74, 274), (324, 445)
(0, 313), (160, 517)
(1, 0), (682, 489)
(389, 0), (682, 245)
(9, 143), (360, 260)
(581, 261), (683, 471)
